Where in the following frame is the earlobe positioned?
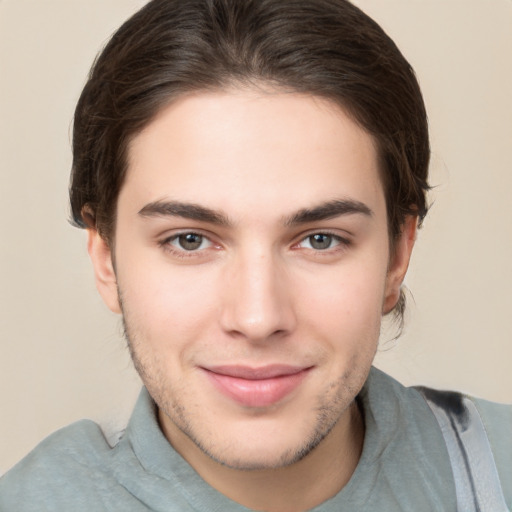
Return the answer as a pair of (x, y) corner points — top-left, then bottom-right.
(87, 229), (122, 314)
(382, 216), (417, 314)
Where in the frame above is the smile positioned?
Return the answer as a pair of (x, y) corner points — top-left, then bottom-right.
(202, 365), (312, 408)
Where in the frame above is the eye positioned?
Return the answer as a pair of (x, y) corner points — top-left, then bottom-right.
(167, 232), (212, 251)
(298, 233), (344, 251)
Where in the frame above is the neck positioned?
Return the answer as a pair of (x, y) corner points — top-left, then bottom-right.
(161, 400), (364, 512)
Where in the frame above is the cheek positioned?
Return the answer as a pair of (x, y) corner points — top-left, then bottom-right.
(299, 258), (387, 313)
(116, 253), (220, 346)
(294, 259), (387, 347)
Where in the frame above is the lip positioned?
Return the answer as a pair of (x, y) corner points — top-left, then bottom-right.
(202, 365), (311, 408)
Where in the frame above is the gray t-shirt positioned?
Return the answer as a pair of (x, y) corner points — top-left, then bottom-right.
(1, 367), (510, 511)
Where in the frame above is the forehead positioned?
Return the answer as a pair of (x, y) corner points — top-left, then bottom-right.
(122, 89), (386, 222)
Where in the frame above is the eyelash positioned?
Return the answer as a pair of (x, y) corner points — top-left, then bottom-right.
(159, 230), (351, 260)
(293, 231), (352, 253)
(159, 231), (217, 259)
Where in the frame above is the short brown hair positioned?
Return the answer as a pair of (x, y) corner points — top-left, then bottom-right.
(70, 0), (430, 319)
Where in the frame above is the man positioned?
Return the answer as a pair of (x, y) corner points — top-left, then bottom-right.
(1, 0), (510, 510)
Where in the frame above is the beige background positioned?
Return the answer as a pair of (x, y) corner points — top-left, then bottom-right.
(1, 0), (511, 474)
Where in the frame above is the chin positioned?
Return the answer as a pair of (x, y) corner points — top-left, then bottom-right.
(197, 440), (318, 471)
(180, 411), (337, 471)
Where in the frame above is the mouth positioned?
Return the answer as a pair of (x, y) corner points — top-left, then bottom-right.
(201, 364), (312, 408)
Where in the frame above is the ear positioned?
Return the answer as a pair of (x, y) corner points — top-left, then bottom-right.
(87, 228), (122, 314)
(382, 216), (417, 314)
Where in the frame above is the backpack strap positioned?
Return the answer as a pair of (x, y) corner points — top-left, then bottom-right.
(416, 387), (508, 512)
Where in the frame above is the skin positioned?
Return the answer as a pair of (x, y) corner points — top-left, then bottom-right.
(88, 88), (416, 511)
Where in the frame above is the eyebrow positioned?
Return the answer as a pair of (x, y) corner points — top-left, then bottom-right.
(138, 198), (372, 227)
(138, 200), (231, 226)
(284, 199), (373, 226)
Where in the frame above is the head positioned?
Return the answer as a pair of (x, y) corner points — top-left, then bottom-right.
(71, 0), (429, 475)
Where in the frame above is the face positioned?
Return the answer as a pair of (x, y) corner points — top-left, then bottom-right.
(89, 88), (414, 471)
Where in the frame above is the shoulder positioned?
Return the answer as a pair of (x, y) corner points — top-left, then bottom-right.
(471, 395), (512, 440)
(0, 419), (122, 511)
(413, 385), (512, 508)
(470, 396), (512, 506)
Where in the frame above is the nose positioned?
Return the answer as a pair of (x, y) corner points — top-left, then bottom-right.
(219, 249), (297, 342)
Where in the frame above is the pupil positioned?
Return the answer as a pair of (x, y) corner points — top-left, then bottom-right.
(310, 234), (331, 250)
(179, 233), (202, 250)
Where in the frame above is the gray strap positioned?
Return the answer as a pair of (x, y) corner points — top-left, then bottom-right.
(417, 387), (508, 512)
